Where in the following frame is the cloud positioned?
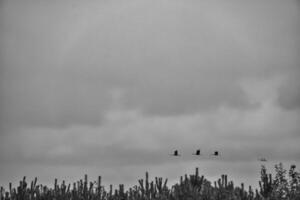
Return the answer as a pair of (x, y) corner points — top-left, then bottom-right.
(1, 0), (299, 130)
(277, 73), (300, 110)
(0, 66), (113, 129)
(0, 0), (299, 189)
(0, 106), (299, 188)
(1, 104), (299, 166)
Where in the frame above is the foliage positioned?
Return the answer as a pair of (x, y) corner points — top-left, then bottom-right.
(1, 164), (300, 200)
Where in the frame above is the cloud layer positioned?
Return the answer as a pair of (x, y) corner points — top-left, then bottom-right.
(0, 0), (299, 188)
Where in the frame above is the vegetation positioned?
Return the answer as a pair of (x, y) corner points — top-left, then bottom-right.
(1, 163), (299, 200)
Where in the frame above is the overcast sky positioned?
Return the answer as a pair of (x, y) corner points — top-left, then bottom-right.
(0, 0), (300, 189)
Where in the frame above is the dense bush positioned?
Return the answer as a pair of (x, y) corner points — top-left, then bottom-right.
(1, 163), (299, 200)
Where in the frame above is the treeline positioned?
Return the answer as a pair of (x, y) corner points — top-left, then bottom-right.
(1, 163), (299, 200)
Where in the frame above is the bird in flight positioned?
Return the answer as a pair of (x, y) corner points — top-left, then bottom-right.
(258, 157), (267, 162)
(211, 151), (219, 156)
(192, 149), (201, 156)
(170, 150), (180, 156)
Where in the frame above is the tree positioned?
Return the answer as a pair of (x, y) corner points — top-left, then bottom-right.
(288, 164), (300, 199)
(273, 163), (289, 199)
(259, 165), (273, 198)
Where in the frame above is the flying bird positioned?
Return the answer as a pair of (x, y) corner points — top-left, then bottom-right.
(192, 149), (201, 156)
(211, 151), (219, 156)
(170, 150), (180, 156)
(258, 157), (267, 162)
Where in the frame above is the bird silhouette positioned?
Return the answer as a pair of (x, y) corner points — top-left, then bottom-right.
(170, 150), (180, 156)
(258, 157), (267, 162)
(192, 149), (201, 156)
(211, 151), (219, 156)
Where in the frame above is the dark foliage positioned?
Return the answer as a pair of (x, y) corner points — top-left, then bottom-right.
(1, 163), (299, 200)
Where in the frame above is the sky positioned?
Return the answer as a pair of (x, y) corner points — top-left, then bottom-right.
(0, 0), (300, 190)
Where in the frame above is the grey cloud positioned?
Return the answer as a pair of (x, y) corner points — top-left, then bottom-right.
(0, 67), (112, 129)
(0, 0), (300, 189)
(1, 106), (299, 169)
(277, 73), (300, 110)
(2, 0), (299, 129)
(0, 138), (171, 167)
(0, 104), (299, 188)
(2, 134), (299, 168)
(122, 73), (259, 116)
